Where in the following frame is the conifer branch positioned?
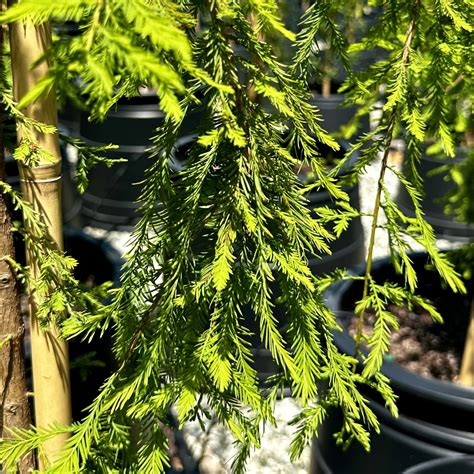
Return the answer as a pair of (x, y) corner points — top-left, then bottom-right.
(354, 2), (420, 357)
(0, 0), (471, 470)
(353, 114), (396, 356)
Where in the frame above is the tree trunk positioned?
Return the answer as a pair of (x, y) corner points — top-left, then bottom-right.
(321, 77), (331, 98)
(0, 133), (36, 474)
(0, 158), (36, 474)
(8, 19), (72, 467)
(0, 22), (35, 472)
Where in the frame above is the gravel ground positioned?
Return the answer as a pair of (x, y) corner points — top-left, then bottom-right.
(83, 226), (132, 256)
(177, 398), (309, 474)
(81, 138), (461, 474)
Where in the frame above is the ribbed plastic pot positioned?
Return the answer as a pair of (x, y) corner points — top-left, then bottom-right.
(403, 455), (474, 474)
(309, 93), (370, 138)
(311, 253), (474, 474)
(79, 93), (202, 230)
(394, 148), (474, 241)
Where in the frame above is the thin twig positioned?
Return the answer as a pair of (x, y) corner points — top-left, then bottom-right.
(353, 3), (420, 359)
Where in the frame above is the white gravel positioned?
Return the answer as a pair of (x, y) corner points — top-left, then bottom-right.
(82, 226), (132, 256)
(178, 397), (310, 474)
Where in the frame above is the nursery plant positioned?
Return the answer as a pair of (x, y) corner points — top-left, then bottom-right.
(0, 1), (471, 473)
(306, 1), (473, 470)
(336, 0), (473, 382)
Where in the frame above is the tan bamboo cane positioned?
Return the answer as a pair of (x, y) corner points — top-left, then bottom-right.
(9, 21), (71, 466)
(459, 302), (474, 386)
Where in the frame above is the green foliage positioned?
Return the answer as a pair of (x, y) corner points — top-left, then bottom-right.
(0, 0), (204, 121)
(1, 93), (56, 166)
(0, 179), (110, 328)
(0, 0), (472, 472)
(60, 134), (124, 194)
(444, 148), (474, 223)
(0, 95), (111, 328)
(312, 0), (471, 459)
(291, 0), (354, 84)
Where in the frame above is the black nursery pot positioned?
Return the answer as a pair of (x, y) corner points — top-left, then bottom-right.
(58, 99), (81, 138)
(311, 253), (474, 474)
(79, 92), (202, 230)
(53, 23), (83, 136)
(309, 93), (370, 138)
(62, 229), (122, 420)
(404, 455), (474, 474)
(395, 148), (474, 241)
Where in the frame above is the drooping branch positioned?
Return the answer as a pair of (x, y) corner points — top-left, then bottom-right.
(354, 4), (420, 357)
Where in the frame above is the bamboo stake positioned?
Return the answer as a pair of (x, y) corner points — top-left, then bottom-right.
(321, 77), (331, 98)
(8, 21), (71, 466)
(459, 300), (474, 386)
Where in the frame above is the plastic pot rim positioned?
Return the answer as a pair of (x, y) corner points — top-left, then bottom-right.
(402, 455), (474, 473)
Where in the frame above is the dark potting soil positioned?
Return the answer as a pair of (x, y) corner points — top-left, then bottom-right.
(347, 302), (468, 383)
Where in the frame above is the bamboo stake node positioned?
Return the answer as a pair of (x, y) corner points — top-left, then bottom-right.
(19, 161), (61, 183)
(459, 302), (474, 387)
